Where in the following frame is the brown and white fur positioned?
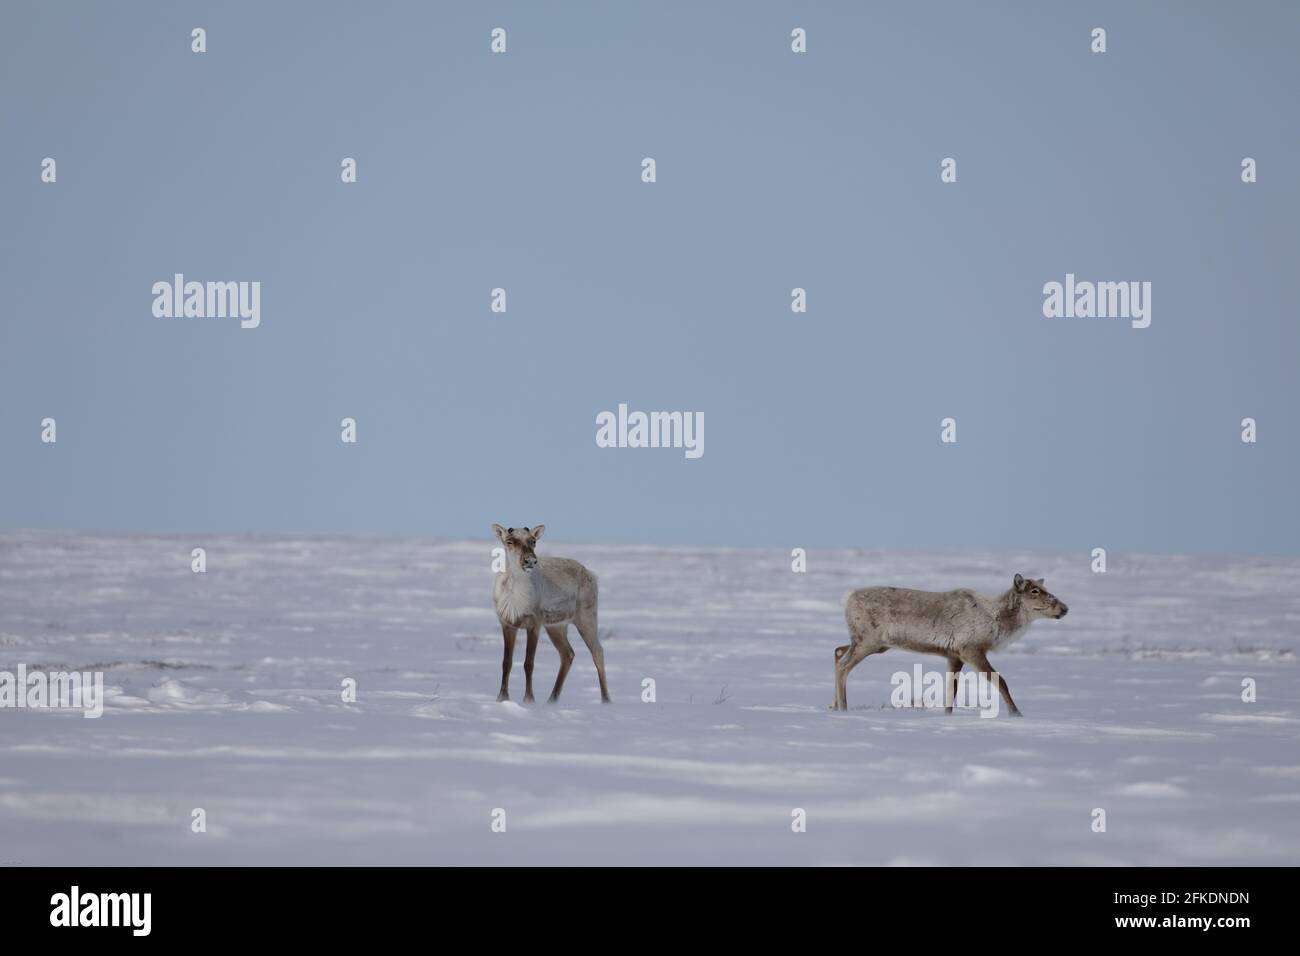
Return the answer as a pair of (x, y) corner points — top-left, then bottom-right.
(492, 524), (609, 704)
(832, 574), (1068, 716)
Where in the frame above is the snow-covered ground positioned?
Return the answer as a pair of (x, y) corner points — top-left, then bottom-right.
(1, 530), (1297, 866)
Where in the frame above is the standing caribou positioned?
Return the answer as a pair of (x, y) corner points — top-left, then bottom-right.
(491, 524), (609, 704)
(832, 574), (1069, 715)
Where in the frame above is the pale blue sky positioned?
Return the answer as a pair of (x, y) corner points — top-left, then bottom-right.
(2, 1), (1297, 554)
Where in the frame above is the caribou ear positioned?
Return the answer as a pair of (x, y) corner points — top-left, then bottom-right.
(492, 524), (507, 542)
(1014, 574), (1025, 591)
(531, 524), (545, 540)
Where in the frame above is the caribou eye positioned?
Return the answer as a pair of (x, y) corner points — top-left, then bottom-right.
(1031, 588), (1040, 596)
(506, 528), (513, 535)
